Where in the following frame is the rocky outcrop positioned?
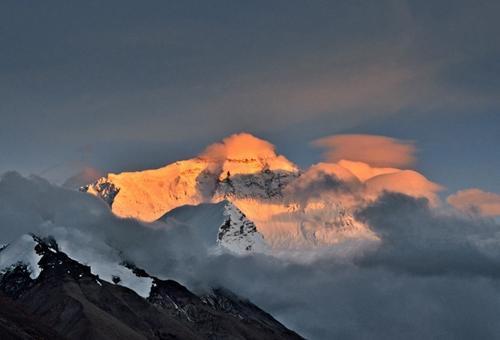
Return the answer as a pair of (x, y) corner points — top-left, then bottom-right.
(0, 236), (303, 340)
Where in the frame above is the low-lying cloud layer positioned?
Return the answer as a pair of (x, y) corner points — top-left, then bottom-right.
(2, 171), (500, 339)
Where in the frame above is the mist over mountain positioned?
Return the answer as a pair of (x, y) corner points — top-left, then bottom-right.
(82, 133), (442, 252)
(2, 1), (500, 338)
(1, 133), (500, 339)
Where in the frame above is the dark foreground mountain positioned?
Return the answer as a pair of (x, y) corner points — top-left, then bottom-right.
(0, 236), (303, 340)
(0, 293), (64, 340)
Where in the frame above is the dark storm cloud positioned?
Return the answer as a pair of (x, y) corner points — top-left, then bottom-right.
(3, 173), (500, 339)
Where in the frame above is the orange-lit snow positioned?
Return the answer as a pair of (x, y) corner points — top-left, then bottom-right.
(85, 133), (445, 249)
(89, 133), (298, 222)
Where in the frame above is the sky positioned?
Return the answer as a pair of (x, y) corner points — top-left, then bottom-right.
(1, 1), (499, 193)
(1, 3), (500, 338)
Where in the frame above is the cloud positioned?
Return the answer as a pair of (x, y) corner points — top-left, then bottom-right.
(201, 133), (279, 161)
(304, 162), (362, 183)
(0, 172), (210, 275)
(364, 169), (443, 206)
(2, 173), (500, 339)
(305, 137), (441, 205)
(3, 0), (500, 184)
(297, 159), (442, 205)
(447, 188), (500, 217)
(62, 166), (104, 189)
(356, 192), (500, 277)
(199, 132), (297, 173)
(283, 163), (360, 208)
(312, 134), (416, 168)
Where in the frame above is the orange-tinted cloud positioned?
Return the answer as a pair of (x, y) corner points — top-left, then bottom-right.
(201, 133), (280, 161)
(364, 170), (443, 206)
(200, 132), (298, 174)
(331, 159), (442, 205)
(447, 189), (500, 217)
(312, 134), (416, 168)
(335, 160), (401, 182)
(285, 159), (442, 209)
(304, 162), (361, 183)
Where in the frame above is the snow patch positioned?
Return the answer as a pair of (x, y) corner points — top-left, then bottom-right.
(0, 234), (42, 279)
(55, 234), (153, 298)
(217, 201), (267, 254)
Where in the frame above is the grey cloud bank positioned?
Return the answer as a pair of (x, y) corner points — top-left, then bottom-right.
(2, 172), (500, 339)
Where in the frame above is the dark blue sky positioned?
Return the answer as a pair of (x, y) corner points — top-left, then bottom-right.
(1, 0), (499, 195)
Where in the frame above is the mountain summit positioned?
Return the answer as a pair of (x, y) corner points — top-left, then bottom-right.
(82, 133), (375, 251)
(83, 132), (440, 252)
(83, 133), (298, 221)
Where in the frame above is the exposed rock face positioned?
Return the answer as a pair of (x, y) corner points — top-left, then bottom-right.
(82, 160), (299, 223)
(81, 134), (299, 224)
(80, 179), (119, 206)
(150, 281), (301, 340)
(159, 200), (268, 254)
(216, 201), (267, 253)
(0, 236), (303, 340)
(82, 133), (391, 251)
(215, 169), (298, 201)
(80, 132), (447, 253)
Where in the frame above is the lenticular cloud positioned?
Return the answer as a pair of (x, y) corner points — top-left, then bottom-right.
(312, 134), (416, 168)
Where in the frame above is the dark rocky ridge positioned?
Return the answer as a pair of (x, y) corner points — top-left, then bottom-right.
(0, 236), (303, 340)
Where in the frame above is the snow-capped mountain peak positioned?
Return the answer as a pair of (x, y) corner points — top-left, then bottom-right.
(217, 201), (267, 253)
(0, 234), (154, 297)
(82, 133), (375, 252)
(82, 133), (299, 223)
(159, 200), (267, 255)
